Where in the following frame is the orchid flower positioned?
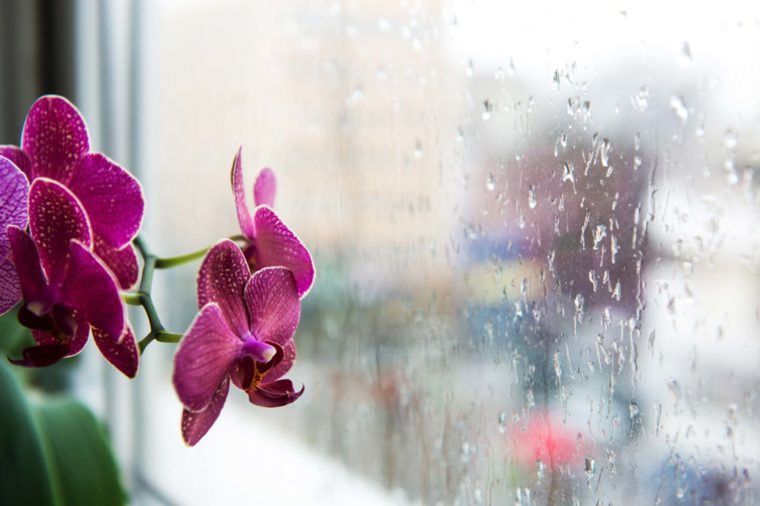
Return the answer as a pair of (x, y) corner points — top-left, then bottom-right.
(0, 156), (30, 315)
(173, 239), (303, 445)
(231, 147), (314, 298)
(0, 95), (144, 289)
(7, 178), (138, 377)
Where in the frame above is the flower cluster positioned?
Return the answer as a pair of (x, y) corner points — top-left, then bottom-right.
(1, 96), (141, 377)
(1, 95), (315, 446)
(174, 149), (314, 445)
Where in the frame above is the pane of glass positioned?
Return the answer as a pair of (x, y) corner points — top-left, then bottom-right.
(128, 1), (760, 503)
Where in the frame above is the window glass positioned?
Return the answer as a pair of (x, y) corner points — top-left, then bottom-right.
(127, 1), (760, 503)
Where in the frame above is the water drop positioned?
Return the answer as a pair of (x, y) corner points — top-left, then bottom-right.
(600, 138), (611, 167)
(562, 161), (575, 182)
(634, 131), (640, 150)
(482, 99), (493, 121)
(346, 87), (364, 107)
(593, 224), (607, 250)
(629, 401), (640, 419)
(612, 280), (621, 301)
(610, 234), (619, 263)
(589, 270), (598, 292)
(486, 173), (496, 191)
(413, 141), (423, 159)
(553, 69), (561, 90)
(536, 460), (545, 480)
(466, 59), (474, 77)
(567, 96), (580, 115)
(498, 411), (507, 433)
(528, 185), (537, 209)
(679, 41), (692, 67)
(667, 378), (681, 402)
(554, 130), (568, 157)
(585, 457), (595, 480)
(632, 86), (649, 111)
(633, 155), (642, 170)
(574, 293), (585, 323)
(670, 95), (688, 123)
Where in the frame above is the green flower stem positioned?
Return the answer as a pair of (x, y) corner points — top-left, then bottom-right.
(130, 234), (247, 353)
(122, 293), (142, 305)
(132, 236), (172, 353)
(155, 331), (182, 343)
(151, 234), (247, 269)
(154, 247), (210, 269)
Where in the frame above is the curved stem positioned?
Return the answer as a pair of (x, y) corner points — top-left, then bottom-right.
(151, 234), (248, 269)
(133, 236), (175, 353)
(130, 233), (246, 353)
(154, 246), (210, 269)
(122, 293), (142, 305)
(155, 330), (182, 343)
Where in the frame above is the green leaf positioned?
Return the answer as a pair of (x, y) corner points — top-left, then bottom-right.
(33, 399), (126, 506)
(0, 306), (33, 355)
(0, 361), (56, 506)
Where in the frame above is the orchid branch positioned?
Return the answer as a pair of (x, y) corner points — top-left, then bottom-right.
(128, 234), (247, 352)
(132, 236), (174, 353)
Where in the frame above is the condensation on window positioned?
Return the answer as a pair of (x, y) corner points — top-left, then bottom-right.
(135, 1), (760, 504)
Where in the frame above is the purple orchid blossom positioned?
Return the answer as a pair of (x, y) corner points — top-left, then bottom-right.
(0, 95), (144, 289)
(0, 155), (30, 315)
(173, 239), (303, 446)
(231, 147), (315, 298)
(7, 178), (138, 377)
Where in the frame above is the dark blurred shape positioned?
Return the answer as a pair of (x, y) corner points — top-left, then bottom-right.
(0, 0), (75, 143)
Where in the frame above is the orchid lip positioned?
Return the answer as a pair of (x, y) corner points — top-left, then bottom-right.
(241, 337), (276, 363)
(26, 300), (48, 316)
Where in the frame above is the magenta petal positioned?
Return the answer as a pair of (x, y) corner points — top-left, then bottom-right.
(0, 146), (32, 179)
(94, 238), (139, 289)
(264, 340), (296, 382)
(61, 241), (124, 341)
(28, 178), (91, 284)
(93, 326), (139, 378)
(173, 303), (242, 412)
(197, 239), (250, 336)
(0, 257), (21, 315)
(251, 206), (314, 297)
(181, 376), (229, 446)
(67, 153), (144, 248)
(30, 317), (91, 359)
(21, 96), (89, 183)
(229, 356), (254, 390)
(65, 317), (91, 357)
(9, 342), (69, 367)
(248, 378), (304, 408)
(231, 147), (254, 238)
(7, 226), (48, 302)
(244, 267), (300, 346)
(0, 156), (29, 255)
(253, 167), (276, 207)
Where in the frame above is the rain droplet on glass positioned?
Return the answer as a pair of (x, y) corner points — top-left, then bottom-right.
(670, 95), (688, 123)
